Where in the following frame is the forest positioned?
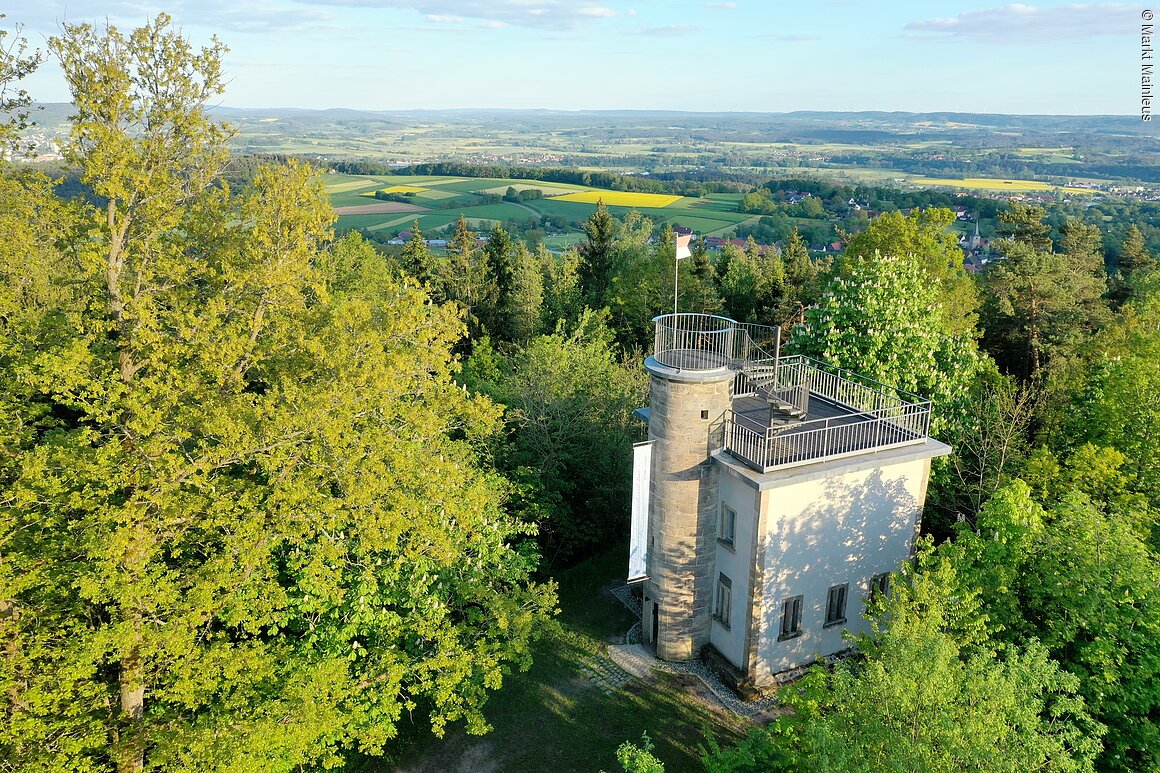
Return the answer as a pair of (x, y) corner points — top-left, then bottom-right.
(2, 14), (1159, 773)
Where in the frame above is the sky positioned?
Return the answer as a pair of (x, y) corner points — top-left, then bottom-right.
(8, 1), (1149, 114)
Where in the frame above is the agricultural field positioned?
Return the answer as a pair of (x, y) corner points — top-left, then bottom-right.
(551, 190), (683, 207)
(909, 176), (1102, 195)
(323, 173), (754, 245)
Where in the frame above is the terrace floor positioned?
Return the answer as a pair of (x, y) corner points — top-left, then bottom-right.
(726, 394), (922, 472)
(731, 394), (854, 432)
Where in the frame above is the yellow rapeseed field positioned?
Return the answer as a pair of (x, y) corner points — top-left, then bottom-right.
(381, 185), (429, 194)
(553, 190), (683, 207)
(911, 177), (1098, 195)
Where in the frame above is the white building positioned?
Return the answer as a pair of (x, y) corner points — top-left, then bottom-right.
(630, 314), (950, 692)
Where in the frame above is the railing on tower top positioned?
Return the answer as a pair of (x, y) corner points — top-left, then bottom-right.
(652, 314), (783, 370)
(651, 313), (933, 472)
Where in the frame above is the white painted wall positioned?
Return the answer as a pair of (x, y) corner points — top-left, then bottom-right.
(709, 468), (759, 668)
(752, 456), (930, 681)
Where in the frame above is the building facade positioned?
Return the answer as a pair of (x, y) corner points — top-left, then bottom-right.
(633, 314), (950, 690)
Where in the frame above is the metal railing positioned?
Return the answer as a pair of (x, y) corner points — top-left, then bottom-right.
(652, 313), (743, 370)
(724, 401), (931, 473)
(651, 313), (933, 472)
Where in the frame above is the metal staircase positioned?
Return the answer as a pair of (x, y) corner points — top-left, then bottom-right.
(738, 363), (806, 422)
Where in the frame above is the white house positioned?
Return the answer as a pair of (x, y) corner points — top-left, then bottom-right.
(630, 314), (950, 692)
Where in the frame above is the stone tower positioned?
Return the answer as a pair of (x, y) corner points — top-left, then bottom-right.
(640, 318), (736, 661)
(634, 313), (949, 685)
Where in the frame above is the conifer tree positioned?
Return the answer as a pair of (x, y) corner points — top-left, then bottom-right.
(578, 200), (619, 306)
(400, 220), (435, 282)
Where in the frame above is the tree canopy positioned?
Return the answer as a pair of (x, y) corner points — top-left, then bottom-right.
(0, 16), (555, 772)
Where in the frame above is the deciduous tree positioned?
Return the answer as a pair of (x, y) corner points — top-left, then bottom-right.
(790, 252), (983, 437)
(0, 17), (555, 772)
(838, 208), (979, 337)
(703, 549), (1102, 773)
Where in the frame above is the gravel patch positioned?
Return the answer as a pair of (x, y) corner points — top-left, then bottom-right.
(607, 585), (781, 719)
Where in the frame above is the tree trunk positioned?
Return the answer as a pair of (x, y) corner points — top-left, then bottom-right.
(117, 633), (145, 773)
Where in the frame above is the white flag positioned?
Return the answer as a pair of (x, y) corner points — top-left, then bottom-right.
(675, 234), (692, 260)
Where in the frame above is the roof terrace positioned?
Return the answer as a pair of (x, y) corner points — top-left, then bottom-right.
(652, 313), (933, 473)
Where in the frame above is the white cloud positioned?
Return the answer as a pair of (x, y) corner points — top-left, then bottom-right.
(905, 3), (1140, 41)
(632, 23), (698, 36)
(294, 0), (622, 29)
(14, 0), (338, 34)
(479, 19), (507, 28)
(17, 0), (627, 33)
(426, 13), (463, 22)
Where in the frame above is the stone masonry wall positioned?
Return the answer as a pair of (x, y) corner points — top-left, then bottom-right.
(644, 368), (733, 661)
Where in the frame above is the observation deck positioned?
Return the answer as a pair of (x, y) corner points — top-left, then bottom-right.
(650, 313), (933, 473)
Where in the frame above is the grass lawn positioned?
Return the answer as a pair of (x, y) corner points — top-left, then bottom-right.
(345, 545), (751, 773)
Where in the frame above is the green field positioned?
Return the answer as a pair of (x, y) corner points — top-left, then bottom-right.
(325, 174), (755, 243)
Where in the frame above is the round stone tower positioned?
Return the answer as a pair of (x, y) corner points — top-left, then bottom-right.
(642, 315), (737, 661)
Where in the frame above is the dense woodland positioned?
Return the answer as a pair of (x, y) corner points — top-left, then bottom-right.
(2, 15), (1160, 773)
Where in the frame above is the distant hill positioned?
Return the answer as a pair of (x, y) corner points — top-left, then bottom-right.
(19, 104), (1158, 185)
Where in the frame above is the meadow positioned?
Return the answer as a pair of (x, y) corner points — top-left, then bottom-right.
(324, 173), (755, 243)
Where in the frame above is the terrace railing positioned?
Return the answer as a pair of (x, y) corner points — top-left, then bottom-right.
(651, 314), (933, 472)
(723, 400), (931, 473)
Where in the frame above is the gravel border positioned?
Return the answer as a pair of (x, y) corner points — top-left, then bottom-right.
(606, 585), (781, 719)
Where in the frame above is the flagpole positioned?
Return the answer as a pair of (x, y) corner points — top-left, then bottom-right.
(674, 234), (692, 318)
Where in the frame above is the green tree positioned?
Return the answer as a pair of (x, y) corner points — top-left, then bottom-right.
(484, 224), (543, 344)
(578, 200), (620, 306)
(944, 478), (1160, 772)
(1118, 224), (1155, 277)
(435, 215), (497, 338)
(838, 208), (979, 337)
(0, 18), (555, 772)
(998, 201), (1053, 252)
(399, 220), (434, 282)
(607, 220), (721, 348)
(704, 550), (1102, 773)
(984, 207), (1108, 378)
(781, 228), (821, 322)
(1109, 224), (1157, 305)
(540, 244), (583, 331)
(462, 311), (647, 564)
(0, 16), (43, 155)
(503, 242), (545, 344)
(1064, 319), (1160, 509)
(718, 241), (786, 326)
(931, 371), (1038, 523)
(790, 252), (983, 437)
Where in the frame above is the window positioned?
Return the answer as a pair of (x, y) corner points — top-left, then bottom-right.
(825, 583), (848, 627)
(714, 574), (732, 630)
(718, 504), (736, 548)
(868, 573), (890, 603)
(778, 595), (803, 641)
